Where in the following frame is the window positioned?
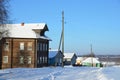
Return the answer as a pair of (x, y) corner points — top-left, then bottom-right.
(28, 56), (31, 64)
(46, 44), (48, 51)
(20, 42), (24, 50)
(40, 43), (42, 51)
(27, 42), (32, 51)
(3, 56), (8, 63)
(43, 43), (45, 51)
(40, 57), (42, 64)
(43, 57), (44, 63)
(37, 57), (39, 64)
(20, 56), (24, 64)
(45, 57), (47, 63)
(60, 58), (62, 63)
(67, 58), (71, 61)
(4, 42), (9, 51)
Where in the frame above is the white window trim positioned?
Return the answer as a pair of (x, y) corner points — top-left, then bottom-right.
(3, 56), (8, 63)
(20, 42), (24, 50)
(20, 56), (24, 64)
(4, 42), (9, 51)
(28, 56), (32, 64)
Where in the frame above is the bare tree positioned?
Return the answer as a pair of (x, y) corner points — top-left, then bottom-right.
(0, 0), (9, 24)
(0, 0), (10, 40)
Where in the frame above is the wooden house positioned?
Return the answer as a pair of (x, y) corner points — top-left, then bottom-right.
(0, 23), (50, 69)
(64, 53), (77, 66)
(48, 49), (64, 66)
(82, 57), (101, 67)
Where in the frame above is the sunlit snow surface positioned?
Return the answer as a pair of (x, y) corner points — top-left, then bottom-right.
(0, 66), (120, 80)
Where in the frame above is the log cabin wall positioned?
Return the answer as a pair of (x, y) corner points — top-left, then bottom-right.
(0, 39), (3, 69)
(12, 39), (35, 68)
(1, 38), (12, 69)
(1, 38), (36, 69)
(1, 38), (49, 69)
(37, 39), (49, 67)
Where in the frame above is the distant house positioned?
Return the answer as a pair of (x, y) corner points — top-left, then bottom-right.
(48, 50), (64, 66)
(75, 57), (84, 66)
(64, 53), (77, 65)
(0, 23), (51, 69)
(82, 57), (101, 67)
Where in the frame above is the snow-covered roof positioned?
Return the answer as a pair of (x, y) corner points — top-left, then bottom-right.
(2, 23), (50, 40)
(6, 23), (46, 30)
(49, 50), (59, 58)
(76, 57), (84, 61)
(82, 57), (100, 63)
(64, 53), (76, 59)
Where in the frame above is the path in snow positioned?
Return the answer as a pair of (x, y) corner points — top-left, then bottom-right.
(0, 66), (119, 80)
(54, 67), (108, 80)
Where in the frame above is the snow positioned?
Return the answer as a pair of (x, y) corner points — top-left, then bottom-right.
(76, 57), (84, 61)
(64, 53), (75, 59)
(49, 50), (58, 58)
(0, 66), (120, 80)
(6, 23), (46, 30)
(9, 26), (37, 38)
(82, 57), (100, 63)
(2, 23), (50, 40)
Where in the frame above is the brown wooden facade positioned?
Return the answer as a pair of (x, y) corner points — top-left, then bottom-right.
(0, 38), (49, 69)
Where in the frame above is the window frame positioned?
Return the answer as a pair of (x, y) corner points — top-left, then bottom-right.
(39, 57), (42, 64)
(19, 56), (24, 64)
(46, 44), (48, 51)
(28, 56), (32, 64)
(4, 42), (9, 51)
(40, 43), (42, 51)
(45, 57), (47, 63)
(20, 42), (24, 50)
(3, 56), (8, 63)
(27, 42), (33, 51)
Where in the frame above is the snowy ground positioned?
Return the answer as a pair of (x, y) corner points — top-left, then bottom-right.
(0, 66), (120, 80)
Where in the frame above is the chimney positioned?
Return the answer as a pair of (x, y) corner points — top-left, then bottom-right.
(21, 22), (24, 26)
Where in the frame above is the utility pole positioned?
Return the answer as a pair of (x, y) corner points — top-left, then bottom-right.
(62, 11), (64, 67)
(62, 11), (64, 57)
(91, 44), (93, 67)
(58, 11), (64, 67)
(91, 44), (93, 56)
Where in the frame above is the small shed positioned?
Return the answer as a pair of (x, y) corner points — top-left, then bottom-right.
(82, 57), (101, 67)
(64, 53), (77, 65)
(48, 50), (64, 66)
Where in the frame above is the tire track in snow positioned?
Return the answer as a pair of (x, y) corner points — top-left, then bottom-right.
(80, 68), (109, 80)
(40, 68), (64, 80)
(91, 68), (109, 80)
(55, 67), (109, 80)
(0, 67), (115, 80)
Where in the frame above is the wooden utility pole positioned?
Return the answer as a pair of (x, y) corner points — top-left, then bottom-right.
(58, 11), (64, 67)
(62, 11), (64, 57)
(62, 11), (64, 67)
(91, 44), (93, 67)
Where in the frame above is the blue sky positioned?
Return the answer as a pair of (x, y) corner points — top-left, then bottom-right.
(10, 0), (120, 55)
